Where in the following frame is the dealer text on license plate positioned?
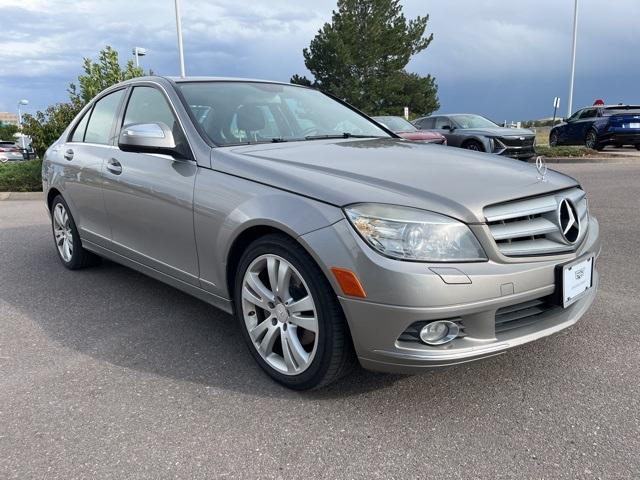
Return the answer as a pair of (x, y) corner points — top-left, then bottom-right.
(562, 255), (594, 307)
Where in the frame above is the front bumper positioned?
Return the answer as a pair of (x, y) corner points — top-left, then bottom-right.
(300, 216), (601, 374)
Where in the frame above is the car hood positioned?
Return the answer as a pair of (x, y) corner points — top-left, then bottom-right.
(214, 138), (577, 224)
(456, 127), (535, 137)
(396, 131), (443, 141)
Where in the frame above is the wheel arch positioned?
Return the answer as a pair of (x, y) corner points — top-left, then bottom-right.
(46, 187), (62, 211)
(461, 137), (485, 150)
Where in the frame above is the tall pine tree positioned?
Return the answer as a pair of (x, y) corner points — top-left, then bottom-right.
(291, 0), (439, 116)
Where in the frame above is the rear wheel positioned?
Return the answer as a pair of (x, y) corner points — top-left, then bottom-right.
(463, 140), (484, 152)
(234, 233), (355, 390)
(585, 130), (604, 151)
(50, 195), (101, 269)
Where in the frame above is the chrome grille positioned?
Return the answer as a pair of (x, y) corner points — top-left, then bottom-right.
(496, 135), (535, 147)
(484, 187), (588, 256)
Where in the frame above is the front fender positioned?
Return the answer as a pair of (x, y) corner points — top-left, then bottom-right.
(194, 168), (342, 299)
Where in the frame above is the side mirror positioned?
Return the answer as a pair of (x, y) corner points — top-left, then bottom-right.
(118, 122), (177, 154)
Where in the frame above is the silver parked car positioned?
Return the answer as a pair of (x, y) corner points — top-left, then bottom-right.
(42, 77), (601, 389)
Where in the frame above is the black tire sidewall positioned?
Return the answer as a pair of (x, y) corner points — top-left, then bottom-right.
(585, 130), (598, 149)
(550, 131), (558, 147)
(465, 140), (483, 152)
(51, 195), (84, 270)
(233, 235), (339, 389)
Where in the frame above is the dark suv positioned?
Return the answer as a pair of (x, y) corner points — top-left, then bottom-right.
(549, 105), (640, 150)
(413, 114), (536, 160)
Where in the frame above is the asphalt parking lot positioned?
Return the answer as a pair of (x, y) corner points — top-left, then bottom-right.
(1, 163), (639, 479)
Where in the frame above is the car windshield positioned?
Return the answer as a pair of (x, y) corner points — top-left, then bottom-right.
(372, 116), (417, 132)
(451, 114), (499, 129)
(178, 81), (390, 146)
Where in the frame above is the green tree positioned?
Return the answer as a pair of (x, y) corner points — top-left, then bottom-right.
(0, 123), (19, 141)
(68, 45), (144, 107)
(21, 103), (80, 156)
(22, 46), (145, 156)
(291, 0), (439, 116)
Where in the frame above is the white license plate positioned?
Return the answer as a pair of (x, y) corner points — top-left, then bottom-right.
(628, 123), (640, 128)
(562, 255), (594, 307)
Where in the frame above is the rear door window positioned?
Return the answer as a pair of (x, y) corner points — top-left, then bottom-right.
(578, 108), (597, 120)
(84, 89), (125, 144)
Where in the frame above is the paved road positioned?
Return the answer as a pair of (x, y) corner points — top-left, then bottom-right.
(1, 163), (639, 479)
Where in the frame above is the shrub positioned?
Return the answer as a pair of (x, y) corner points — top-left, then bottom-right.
(535, 146), (597, 158)
(0, 159), (43, 192)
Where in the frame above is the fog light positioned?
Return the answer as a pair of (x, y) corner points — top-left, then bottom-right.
(419, 320), (460, 345)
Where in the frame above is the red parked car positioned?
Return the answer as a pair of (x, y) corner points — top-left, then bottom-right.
(373, 116), (447, 144)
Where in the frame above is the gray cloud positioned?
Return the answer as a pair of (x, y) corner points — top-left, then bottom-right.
(1, 0), (638, 120)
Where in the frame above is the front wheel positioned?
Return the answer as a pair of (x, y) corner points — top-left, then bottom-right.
(549, 131), (558, 147)
(463, 140), (484, 152)
(635, 144), (640, 151)
(234, 234), (355, 390)
(585, 130), (604, 151)
(50, 195), (101, 269)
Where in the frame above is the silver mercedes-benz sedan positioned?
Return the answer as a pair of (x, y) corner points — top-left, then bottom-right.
(42, 76), (600, 389)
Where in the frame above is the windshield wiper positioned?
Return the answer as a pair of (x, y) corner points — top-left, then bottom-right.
(304, 133), (384, 140)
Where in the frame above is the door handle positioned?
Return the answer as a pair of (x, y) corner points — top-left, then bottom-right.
(106, 158), (123, 175)
(64, 149), (74, 161)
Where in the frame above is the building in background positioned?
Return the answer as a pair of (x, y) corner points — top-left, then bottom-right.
(0, 112), (19, 126)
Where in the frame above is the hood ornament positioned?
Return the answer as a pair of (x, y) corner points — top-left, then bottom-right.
(536, 156), (548, 182)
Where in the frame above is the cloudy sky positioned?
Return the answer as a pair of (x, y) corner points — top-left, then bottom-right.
(1, 0), (639, 121)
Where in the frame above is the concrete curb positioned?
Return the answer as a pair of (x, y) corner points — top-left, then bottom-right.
(0, 192), (44, 201)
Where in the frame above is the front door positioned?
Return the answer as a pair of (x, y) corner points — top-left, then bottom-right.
(102, 85), (200, 286)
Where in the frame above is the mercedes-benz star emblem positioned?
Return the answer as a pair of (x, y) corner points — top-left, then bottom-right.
(535, 156), (547, 182)
(558, 198), (580, 244)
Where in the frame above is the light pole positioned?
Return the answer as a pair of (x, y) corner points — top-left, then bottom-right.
(567, 0), (579, 117)
(132, 47), (147, 68)
(17, 99), (29, 127)
(174, 0), (186, 77)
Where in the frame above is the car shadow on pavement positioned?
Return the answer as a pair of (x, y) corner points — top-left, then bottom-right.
(2, 225), (411, 398)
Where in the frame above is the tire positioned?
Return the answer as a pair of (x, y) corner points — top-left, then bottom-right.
(635, 144), (640, 151)
(463, 140), (484, 152)
(234, 233), (355, 390)
(50, 195), (101, 270)
(585, 130), (604, 151)
(549, 131), (558, 147)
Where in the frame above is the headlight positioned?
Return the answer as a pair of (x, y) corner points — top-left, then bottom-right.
(344, 204), (487, 262)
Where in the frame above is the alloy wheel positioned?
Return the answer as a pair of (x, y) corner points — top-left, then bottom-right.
(53, 203), (73, 262)
(586, 131), (597, 149)
(241, 254), (319, 375)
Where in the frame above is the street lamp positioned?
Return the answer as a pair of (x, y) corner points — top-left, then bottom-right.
(174, 0), (186, 77)
(567, 0), (579, 117)
(132, 47), (147, 68)
(17, 99), (29, 126)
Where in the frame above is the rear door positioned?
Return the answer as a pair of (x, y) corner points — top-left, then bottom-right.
(102, 84), (200, 286)
(61, 88), (125, 246)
